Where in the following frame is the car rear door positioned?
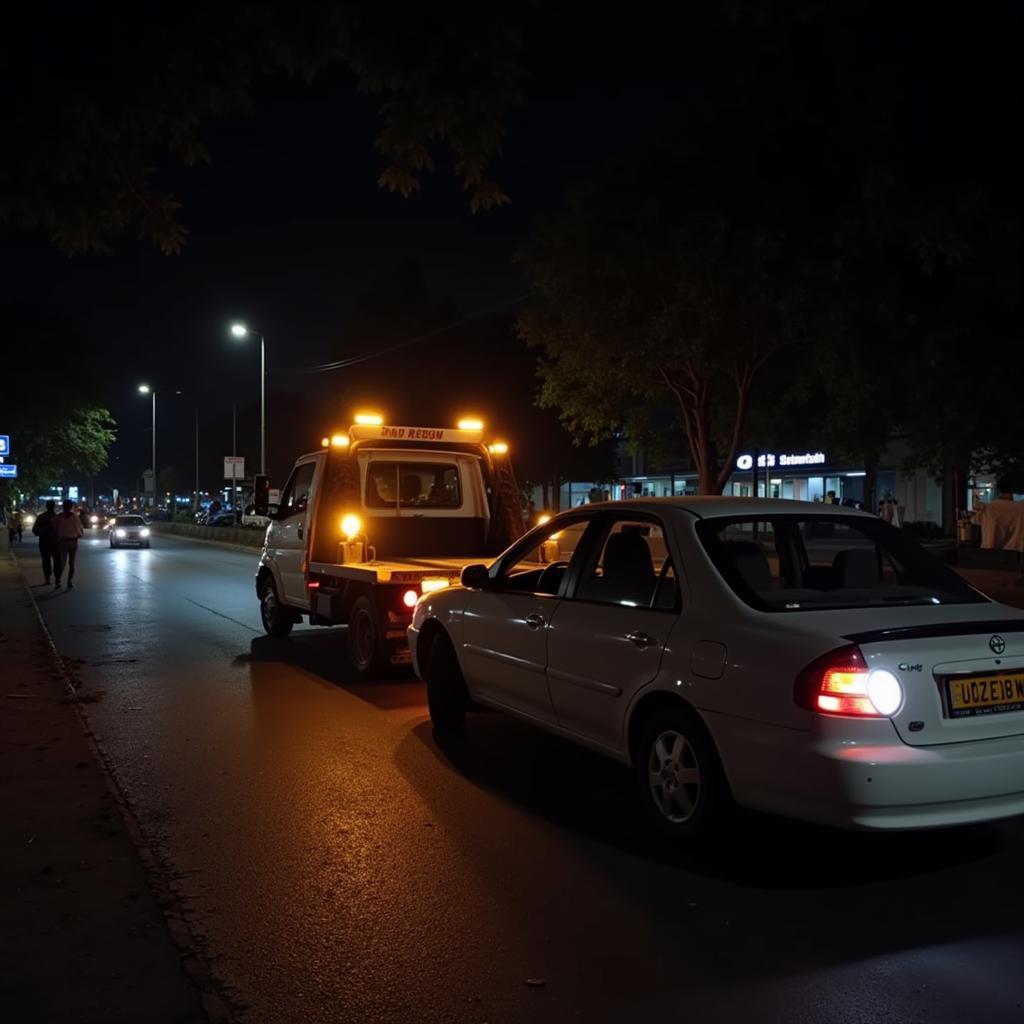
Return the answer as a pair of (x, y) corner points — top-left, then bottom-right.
(545, 513), (681, 752)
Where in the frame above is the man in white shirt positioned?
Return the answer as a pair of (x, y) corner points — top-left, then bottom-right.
(54, 499), (84, 589)
(972, 478), (1024, 583)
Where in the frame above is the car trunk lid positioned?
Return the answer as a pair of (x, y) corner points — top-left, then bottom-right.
(845, 618), (1024, 746)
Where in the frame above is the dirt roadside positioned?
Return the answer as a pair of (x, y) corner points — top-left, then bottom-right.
(0, 549), (224, 1024)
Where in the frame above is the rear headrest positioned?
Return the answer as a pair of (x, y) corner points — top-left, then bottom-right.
(833, 548), (879, 589)
(723, 540), (771, 592)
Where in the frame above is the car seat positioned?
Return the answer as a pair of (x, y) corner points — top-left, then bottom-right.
(833, 548), (880, 589)
(722, 540), (772, 593)
(587, 530), (657, 606)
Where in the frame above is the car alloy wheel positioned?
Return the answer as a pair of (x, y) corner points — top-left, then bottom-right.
(647, 729), (701, 824)
(635, 707), (729, 843)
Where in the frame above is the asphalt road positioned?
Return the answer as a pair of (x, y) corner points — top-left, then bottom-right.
(16, 532), (1024, 1024)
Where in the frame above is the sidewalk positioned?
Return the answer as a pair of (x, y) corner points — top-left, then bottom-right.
(0, 549), (216, 1023)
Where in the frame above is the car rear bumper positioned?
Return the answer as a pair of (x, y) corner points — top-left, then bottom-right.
(708, 712), (1024, 830)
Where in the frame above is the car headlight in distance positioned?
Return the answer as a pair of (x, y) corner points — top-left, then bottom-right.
(140, 528), (150, 537)
(115, 528), (127, 538)
(90, 515), (99, 524)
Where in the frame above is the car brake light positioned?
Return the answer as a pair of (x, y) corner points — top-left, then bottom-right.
(402, 589), (419, 608)
(795, 645), (902, 718)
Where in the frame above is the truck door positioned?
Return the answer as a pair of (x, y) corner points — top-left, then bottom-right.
(269, 459), (317, 606)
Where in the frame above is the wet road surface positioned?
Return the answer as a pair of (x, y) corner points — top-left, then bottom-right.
(17, 532), (1024, 1023)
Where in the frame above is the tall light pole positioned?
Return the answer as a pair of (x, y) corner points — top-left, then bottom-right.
(138, 385), (156, 508)
(230, 323), (266, 476)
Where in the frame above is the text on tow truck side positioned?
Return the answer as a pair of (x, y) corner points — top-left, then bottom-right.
(252, 413), (525, 675)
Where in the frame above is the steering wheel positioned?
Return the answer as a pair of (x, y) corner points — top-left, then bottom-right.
(536, 560), (569, 594)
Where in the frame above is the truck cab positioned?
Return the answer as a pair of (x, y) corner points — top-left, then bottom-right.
(254, 416), (524, 674)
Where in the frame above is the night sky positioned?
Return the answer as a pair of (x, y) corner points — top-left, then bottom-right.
(1, 10), (692, 497)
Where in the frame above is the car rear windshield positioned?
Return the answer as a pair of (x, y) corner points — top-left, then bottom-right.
(115, 516), (145, 526)
(697, 515), (986, 611)
(365, 462), (462, 509)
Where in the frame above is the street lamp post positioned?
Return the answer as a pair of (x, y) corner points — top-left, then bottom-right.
(230, 323), (266, 476)
(138, 385), (156, 508)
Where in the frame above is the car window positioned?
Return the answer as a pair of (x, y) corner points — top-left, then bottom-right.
(115, 516), (145, 526)
(499, 520), (590, 595)
(279, 462), (316, 517)
(700, 514), (986, 611)
(365, 461), (462, 509)
(574, 518), (678, 609)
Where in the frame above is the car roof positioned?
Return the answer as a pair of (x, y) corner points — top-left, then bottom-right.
(556, 496), (875, 520)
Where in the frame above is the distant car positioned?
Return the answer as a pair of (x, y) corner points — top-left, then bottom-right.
(241, 503), (277, 529)
(410, 497), (1024, 841)
(109, 514), (151, 548)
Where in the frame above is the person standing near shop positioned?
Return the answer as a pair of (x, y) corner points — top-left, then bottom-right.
(54, 499), (84, 589)
(32, 499), (60, 583)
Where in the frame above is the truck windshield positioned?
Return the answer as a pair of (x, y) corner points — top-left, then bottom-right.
(365, 462), (462, 509)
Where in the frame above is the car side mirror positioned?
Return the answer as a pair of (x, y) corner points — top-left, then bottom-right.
(253, 474), (270, 516)
(461, 563), (492, 590)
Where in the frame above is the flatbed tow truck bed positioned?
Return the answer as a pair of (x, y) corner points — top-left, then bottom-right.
(308, 557), (478, 585)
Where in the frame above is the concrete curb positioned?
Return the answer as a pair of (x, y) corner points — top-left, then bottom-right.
(12, 551), (237, 1024)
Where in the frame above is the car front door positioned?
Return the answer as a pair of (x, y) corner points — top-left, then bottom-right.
(269, 459), (317, 605)
(545, 514), (681, 753)
(460, 518), (591, 726)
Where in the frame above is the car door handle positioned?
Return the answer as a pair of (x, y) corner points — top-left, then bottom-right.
(626, 630), (658, 649)
(525, 613), (545, 630)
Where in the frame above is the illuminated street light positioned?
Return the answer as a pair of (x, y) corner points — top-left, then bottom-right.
(138, 384), (156, 508)
(229, 322), (266, 475)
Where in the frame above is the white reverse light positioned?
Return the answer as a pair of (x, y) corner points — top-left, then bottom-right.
(867, 669), (903, 717)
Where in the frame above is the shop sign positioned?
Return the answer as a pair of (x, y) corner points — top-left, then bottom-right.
(736, 451), (827, 471)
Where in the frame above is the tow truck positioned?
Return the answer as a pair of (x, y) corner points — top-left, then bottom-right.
(252, 414), (525, 674)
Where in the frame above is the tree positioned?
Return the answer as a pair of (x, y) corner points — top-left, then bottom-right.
(0, 308), (117, 500)
(517, 143), (809, 494)
(1, 3), (524, 253)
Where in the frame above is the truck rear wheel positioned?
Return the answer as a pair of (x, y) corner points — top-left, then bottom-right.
(259, 577), (294, 638)
(347, 595), (389, 676)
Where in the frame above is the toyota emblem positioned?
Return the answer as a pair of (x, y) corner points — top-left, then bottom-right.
(989, 634), (1006, 655)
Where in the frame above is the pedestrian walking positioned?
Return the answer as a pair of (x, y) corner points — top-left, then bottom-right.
(54, 499), (84, 589)
(8, 507), (23, 546)
(32, 500), (60, 584)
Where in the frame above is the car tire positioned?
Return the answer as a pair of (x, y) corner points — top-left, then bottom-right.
(347, 595), (389, 676)
(144, 541), (151, 548)
(634, 706), (730, 844)
(259, 577), (294, 638)
(110, 540), (117, 548)
(425, 633), (468, 734)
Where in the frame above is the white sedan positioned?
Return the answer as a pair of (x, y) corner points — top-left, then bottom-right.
(409, 498), (1024, 840)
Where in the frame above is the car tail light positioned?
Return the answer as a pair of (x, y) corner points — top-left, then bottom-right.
(795, 645), (903, 718)
(402, 589), (419, 608)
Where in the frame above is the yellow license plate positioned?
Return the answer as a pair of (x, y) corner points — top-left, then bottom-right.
(947, 673), (1024, 718)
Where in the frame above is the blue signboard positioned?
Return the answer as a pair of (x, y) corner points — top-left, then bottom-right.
(0, 435), (9, 456)
(0, 464), (17, 479)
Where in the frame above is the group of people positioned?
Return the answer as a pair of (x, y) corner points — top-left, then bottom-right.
(22, 499), (85, 588)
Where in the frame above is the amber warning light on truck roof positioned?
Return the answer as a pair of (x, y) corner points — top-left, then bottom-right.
(354, 411), (384, 425)
(457, 417), (485, 431)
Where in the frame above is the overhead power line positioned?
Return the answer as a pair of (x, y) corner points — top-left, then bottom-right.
(283, 291), (533, 375)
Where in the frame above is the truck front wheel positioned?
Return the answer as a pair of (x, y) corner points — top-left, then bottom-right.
(347, 595), (389, 676)
(259, 577), (294, 638)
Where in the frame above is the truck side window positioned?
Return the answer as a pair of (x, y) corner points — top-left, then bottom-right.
(279, 462), (315, 516)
